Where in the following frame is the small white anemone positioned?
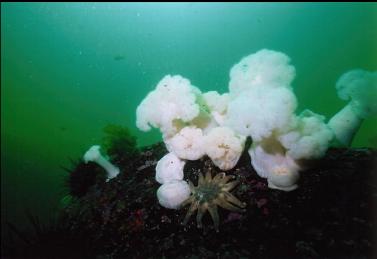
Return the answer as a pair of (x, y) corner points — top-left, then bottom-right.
(204, 127), (246, 171)
(267, 165), (300, 192)
(83, 145), (120, 181)
(164, 126), (205, 160)
(249, 143), (300, 192)
(155, 152), (186, 184)
(157, 180), (191, 209)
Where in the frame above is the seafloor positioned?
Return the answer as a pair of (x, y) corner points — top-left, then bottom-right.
(3, 142), (377, 259)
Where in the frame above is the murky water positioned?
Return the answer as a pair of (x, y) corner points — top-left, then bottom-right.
(1, 2), (376, 234)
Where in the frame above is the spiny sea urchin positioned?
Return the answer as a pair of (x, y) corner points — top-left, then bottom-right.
(181, 170), (246, 231)
(63, 159), (106, 198)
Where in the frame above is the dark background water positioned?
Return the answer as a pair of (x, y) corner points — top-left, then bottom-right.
(1, 2), (376, 235)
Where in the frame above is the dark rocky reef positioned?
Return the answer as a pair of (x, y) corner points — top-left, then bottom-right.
(4, 144), (377, 258)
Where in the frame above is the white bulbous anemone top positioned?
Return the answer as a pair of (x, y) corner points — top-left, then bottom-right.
(204, 126), (246, 171)
(154, 152), (190, 209)
(156, 180), (191, 209)
(155, 152), (185, 184)
(136, 75), (202, 138)
(135, 48), (375, 201)
(164, 126), (205, 160)
(328, 70), (377, 146)
(228, 49), (296, 97)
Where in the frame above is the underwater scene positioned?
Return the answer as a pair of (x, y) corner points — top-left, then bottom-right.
(1, 2), (377, 258)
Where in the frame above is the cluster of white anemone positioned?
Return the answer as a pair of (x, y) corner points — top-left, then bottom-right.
(136, 75), (246, 172)
(136, 49), (377, 208)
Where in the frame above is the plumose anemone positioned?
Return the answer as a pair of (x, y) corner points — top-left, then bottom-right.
(328, 69), (377, 146)
(181, 170), (246, 231)
(83, 145), (120, 181)
(135, 49), (376, 196)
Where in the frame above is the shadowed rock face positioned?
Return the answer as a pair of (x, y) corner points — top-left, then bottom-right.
(4, 144), (377, 259)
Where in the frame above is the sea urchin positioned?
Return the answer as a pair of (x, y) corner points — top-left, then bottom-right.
(181, 170), (246, 231)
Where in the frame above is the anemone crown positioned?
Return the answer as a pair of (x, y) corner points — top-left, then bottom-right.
(181, 170), (246, 231)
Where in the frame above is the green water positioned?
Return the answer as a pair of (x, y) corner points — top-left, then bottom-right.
(1, 2), (377, 234)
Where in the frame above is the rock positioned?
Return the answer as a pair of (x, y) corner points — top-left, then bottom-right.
(10, 146), (377, 258)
